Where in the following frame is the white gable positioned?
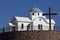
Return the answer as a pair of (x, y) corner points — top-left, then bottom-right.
(6, 22), (15, 27)
(46, 19), (55, 24)
(15, 16), (31, 22)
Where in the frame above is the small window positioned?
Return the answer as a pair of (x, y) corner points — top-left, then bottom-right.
(40, 19), (41, 20)
(21, 24), (24, 29)
(38, 13), (39, 15)
(32, 13), (34, 15)
(27, 24), (30, 29)
(28, 26), (30, 29)
(41, 24), (42, 27)
(41, 24), (42, 30)
(38, 24), (40, 29)
(12, 27), (15, 31)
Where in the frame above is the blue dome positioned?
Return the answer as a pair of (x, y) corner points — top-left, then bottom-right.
(29, 8), (42, 13)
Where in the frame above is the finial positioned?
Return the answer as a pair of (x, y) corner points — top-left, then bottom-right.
(49, 6), (51, 13)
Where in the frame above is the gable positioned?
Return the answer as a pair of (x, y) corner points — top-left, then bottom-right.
(33, 17), (55, 24)
(14, 16), (31, 22)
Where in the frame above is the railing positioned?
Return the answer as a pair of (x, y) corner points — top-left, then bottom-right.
(0, 27), (16, 33)
(0, 26), (59, 33)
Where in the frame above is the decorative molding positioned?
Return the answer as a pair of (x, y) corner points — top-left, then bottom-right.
(33, 17), (54, 24)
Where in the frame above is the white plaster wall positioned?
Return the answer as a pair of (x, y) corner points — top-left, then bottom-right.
(42, 26), (49, 30)
(29, 12), (43, 20)
(51, 25), (54, 30)
(17, 22), (30, 31)
(33, 17), (55, 30)
(33, 17), (47, 30)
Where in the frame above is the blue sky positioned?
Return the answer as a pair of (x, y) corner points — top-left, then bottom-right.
(0, 0), (60, 30)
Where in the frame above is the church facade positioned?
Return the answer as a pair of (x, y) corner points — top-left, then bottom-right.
(6, 8), (55, 31)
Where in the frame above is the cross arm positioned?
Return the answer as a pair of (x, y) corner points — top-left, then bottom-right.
(43, 13), (57, 16)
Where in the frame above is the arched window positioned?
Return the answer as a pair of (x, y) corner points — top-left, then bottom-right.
(38, 24), (40, 29)
(38, 13), (39, 15)
(21, 24), (24, 29)
(11, 26), (16, 31)
(32, 13), (34, 15)
(41, 24), (42, 30)
(27, 24), (30, 29)
(40, 19), (41, 21)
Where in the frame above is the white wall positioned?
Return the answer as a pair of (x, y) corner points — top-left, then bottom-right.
(33, 17), (55, 30)
(17, 22), (30, 31)
(29, 12), (43, 20)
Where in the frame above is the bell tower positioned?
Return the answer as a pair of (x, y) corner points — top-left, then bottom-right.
(28, 7), (43, 21)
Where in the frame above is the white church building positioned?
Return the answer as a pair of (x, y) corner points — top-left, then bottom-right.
(6, 7), (55, 31)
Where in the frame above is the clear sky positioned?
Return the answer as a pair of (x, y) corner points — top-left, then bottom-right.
(0, 0), (60, 30)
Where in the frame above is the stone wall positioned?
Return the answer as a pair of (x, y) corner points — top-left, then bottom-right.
(0, 30), (60, 40)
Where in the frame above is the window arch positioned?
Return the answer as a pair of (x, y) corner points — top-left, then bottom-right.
(38, 24), (40, 29)
(21, 24), (24, 29)
(38, 13), (39, 15)
(38, 24), (42, 30)
(32, 13), (34, 15)
(41, 24), (42, 30)
(27, 24), (30, 29)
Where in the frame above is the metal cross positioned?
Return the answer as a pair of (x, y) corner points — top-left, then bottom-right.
(43, 6), (57, 30)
